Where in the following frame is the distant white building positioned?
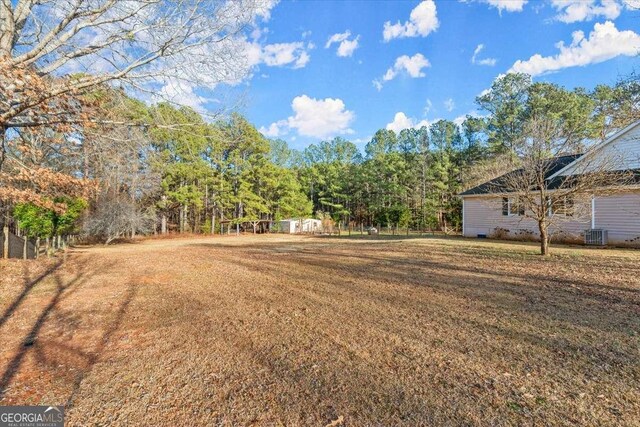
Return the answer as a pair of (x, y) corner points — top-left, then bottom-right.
(279, 218), (323, 234)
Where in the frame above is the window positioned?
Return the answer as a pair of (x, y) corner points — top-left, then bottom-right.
(502, 197), (525, 216)
(551, 195), (574, 216)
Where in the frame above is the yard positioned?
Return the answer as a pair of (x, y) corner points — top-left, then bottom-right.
(0, 235), (638, 426)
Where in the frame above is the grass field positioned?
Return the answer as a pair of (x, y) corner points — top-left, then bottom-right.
(0, 235), (639, 426)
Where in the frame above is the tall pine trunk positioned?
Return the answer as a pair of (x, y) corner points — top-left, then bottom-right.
(0, 125), (6, 174)
(3, 222), (8, 259)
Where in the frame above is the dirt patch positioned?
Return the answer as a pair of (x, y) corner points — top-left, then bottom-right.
(1, 235), (638, 426)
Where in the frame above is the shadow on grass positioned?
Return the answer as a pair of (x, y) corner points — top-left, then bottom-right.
(213, 241), (640, 365)
(0, 257), (133, 405)
(0, 259), (64, 330)
(64, 283), (137, 408)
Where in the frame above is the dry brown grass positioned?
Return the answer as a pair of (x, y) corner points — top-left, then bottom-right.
(0, 234), (639, 426)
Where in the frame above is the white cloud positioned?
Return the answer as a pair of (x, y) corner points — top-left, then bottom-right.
(453, 115), (467, 127)
(288, 95), (355, 138)
(262, 42), (311, 68)
(551, 0), (622, 23)
(424, 98), (433, 114)
(483, 0), (528, 12)
(386, 112), (432, 133)
(325, 31), (361, 57)
(337, 37), (360, 57)
(374, 53), (431, 89)
(259, 120), (287, 137)
(509, 21), (640, 76)
(471, 44), (497, 66)
(477, 57), (498, 66)
(246, 40), (313, 69)
(325, 31), (351, 48)
(352, 136), (372, 144)
(453, 110), (486, 127)
(444, 98), (455, 112)
(383, 0), (439, 41)
(154, 78), (209, 112)
(254, 0), (280, 21)
(261, 95), (355, 139)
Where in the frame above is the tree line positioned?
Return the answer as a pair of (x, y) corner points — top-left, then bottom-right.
(2, 72), (639, 246)
(1, 2), (638, 250)
(289, 73), (639, 233)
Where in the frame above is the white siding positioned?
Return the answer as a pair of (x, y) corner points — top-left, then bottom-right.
(559, 124), (640, 176)
(279, 219), (322, 233)
(594, 191), (640, 244)
(463, 191), (640, 246)
(279, 220), (297, 233)
(462, 196), (590, 240)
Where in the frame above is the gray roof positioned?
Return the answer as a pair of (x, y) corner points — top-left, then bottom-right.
(459, 154), (583, 196)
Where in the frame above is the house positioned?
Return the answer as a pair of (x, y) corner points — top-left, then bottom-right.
(279, 218), (323, 234)
(460, 121), (640, 246)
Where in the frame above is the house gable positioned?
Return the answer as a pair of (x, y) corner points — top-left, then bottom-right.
(549, 120), (640, 179)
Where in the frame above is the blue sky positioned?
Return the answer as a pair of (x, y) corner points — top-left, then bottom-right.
(232, 0), (640, 150)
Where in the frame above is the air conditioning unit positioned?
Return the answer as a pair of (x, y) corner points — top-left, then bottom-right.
(585, 229), (608, 246)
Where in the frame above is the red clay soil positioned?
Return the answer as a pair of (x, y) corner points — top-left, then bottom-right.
(0, 235), (638, 426)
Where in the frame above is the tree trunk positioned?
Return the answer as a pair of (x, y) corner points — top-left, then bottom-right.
(0, 125), (6, 173)
(23, 235), (27, 259)
(2, 222), (8, 259)
(539, 222), (550, 256)
(161, 213), (167, 234)
(179, 205), (185, 233)
(211, 209), (216, 235)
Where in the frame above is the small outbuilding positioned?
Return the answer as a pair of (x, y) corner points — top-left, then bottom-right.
(279, 218), (323, 234)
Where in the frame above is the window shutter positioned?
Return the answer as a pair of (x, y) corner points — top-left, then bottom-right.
(502, 197), (509, 216)
(545, 196), (552, 216)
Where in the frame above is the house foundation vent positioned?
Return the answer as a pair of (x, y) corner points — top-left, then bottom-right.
(585, 229), (608, 246)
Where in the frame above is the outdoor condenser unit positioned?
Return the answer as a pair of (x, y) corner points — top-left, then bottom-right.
(584, 229), (608, 246)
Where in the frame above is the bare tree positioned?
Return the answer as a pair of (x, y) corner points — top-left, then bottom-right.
(84, 196), (155, 244)
(491, 117), (632, 255)
(0, 0), (271, 168)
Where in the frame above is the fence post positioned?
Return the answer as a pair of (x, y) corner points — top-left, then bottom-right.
(23, 235), (27, 260)
(35, 237), (40, 260)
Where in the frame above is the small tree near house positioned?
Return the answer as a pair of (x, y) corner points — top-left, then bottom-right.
(491, 117), (632, 256)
